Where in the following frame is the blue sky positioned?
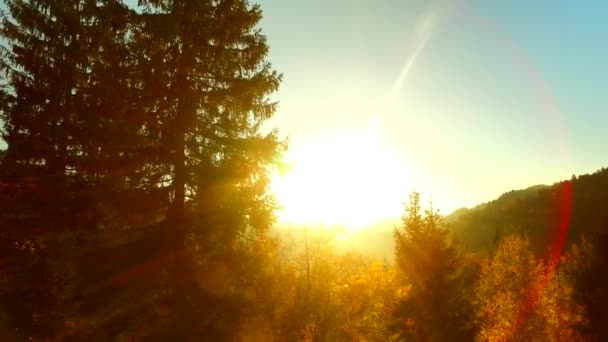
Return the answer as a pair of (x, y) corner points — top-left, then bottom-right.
(259, 0), (608, 214)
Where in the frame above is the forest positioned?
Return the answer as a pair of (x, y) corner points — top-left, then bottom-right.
(0, 0), (607, 341)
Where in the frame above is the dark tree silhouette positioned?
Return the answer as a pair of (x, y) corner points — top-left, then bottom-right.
(0, 0), (284, 339)
(0, 1), (142, 338)
(129, 1), (284, 339)
(394, 191), (473, 341)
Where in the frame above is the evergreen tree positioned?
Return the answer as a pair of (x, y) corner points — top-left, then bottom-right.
(128, 0), (284, 338)
(394, 191), (471, 341)
(1, 0), (283, 338)
(0, 0), (147, 228)
(133, 0), (282, 217)
(0, 1), (152, 338)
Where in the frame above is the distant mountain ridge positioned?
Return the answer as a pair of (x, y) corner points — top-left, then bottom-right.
(447, 167), (608, 254)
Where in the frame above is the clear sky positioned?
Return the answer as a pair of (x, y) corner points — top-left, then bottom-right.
(260, 0), (608, 222)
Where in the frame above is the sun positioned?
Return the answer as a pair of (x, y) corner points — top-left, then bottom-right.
(271, 129), (408, 231)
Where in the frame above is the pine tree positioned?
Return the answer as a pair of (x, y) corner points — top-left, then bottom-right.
(1, 1), (89, 336)
(393, 191), (471, 341)
(0, 0), (284, 338)
(0, 0), (147, 226)
(129, 0), (284, 338)
(0, 1), (147, 338)
(134, 0), (282, 218)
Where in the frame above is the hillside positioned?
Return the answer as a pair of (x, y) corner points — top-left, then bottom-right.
(448, 167), (608, 254)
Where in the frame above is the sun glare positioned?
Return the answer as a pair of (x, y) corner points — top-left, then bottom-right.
(269, 4), (445, 232)
(272, 129), (408, 231)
